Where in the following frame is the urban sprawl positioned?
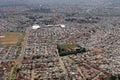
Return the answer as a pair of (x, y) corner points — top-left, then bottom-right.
(0, 5), (120, 80)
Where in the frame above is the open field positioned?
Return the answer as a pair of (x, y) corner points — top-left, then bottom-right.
(0, 32), (24, 45)
(57, 44), (86, 56)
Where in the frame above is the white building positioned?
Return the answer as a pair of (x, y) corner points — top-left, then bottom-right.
(60, 24), (66, 28)
(47, 24), (66, 28)
(32, 24), (40, 30)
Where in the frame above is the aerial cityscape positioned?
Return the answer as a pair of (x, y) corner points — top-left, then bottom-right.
(0, 0), (120, 80)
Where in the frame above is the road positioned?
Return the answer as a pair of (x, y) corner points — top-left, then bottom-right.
(56, 50), (69, 80)
(92, 72), (103, 80)
(77, 66), (86, 80)
(20, 27), (29, 59)
(68, 57), (86, 80)
(9, 61), (17, 80)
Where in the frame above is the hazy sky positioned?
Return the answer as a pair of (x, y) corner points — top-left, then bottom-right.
(0, 0), (120, 7)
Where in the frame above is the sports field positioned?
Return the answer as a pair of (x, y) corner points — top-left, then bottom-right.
(0, 32), (24, 45)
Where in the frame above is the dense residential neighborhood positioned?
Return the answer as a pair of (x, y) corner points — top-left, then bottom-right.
(0, 0), (120, 80)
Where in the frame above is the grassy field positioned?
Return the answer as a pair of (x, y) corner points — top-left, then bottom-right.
(57, 44), (78, 56)
(57, 44), (86, 56)
(0, 32), (24, 45)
